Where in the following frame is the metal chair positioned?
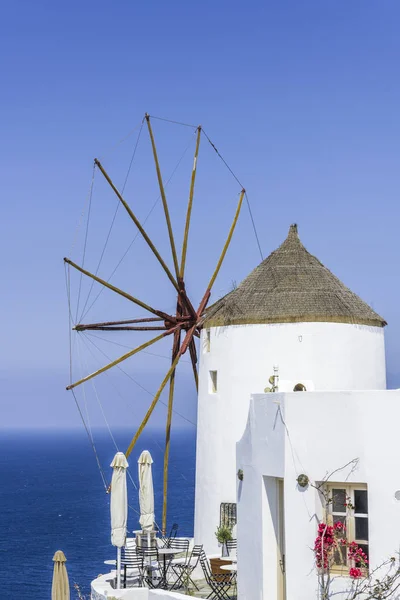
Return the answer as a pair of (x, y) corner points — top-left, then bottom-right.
(157, 522), (179, 548)
(169, 537), (189, 557)
(136, 546), (161, 588)
(120, 547), (145, 588)
(168, 523), (179, 539)
(158, 538), (189, 587)
(226, 539), (237, 557)
(200, 551), (236, 600)
(170, 544), (203, 591)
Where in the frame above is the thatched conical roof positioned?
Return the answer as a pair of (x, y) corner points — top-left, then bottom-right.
(204, 224), (386, 328)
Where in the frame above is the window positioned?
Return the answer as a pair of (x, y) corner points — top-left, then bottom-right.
(204, 329), (211, 353)
(293, 383), (307, 391)
(220, 502), (237, 529)
(324, 484), (369, 574)
(209, 370), (218, 393)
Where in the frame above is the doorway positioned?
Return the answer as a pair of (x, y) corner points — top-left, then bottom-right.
(277, 479), (286, 600)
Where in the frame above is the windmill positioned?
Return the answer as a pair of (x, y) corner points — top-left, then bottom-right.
(64, 114), (245, 532)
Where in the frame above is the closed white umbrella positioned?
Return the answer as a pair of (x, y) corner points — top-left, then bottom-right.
(110, 452), (129, 589)
(51, 550), (70, 600)
(138, 450), (155, 544)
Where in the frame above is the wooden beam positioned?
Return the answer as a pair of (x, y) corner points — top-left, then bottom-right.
(180, 126), (201, 278)
(66, 329), (177, 390)
(76, 317), (164, 328)
(94, 159), (179, 292)
(75, 326), (167, 332)
(194, 191), (244, 321)
(162, 328), (181, 532)
(145, 114), (180, 280)
(64, 258), (173, 322)
(206, 189), (245, 291)
(125, 351), (183, 458)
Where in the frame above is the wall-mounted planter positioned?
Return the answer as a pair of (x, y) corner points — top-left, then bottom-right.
(297, 474), (309, 488)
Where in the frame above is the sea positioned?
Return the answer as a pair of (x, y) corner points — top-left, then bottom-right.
(0, 427), (196, 599)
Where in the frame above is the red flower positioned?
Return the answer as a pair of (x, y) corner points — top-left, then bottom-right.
(349, 567), (363, 579)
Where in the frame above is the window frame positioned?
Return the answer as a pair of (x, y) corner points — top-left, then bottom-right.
(204, 329), (211, 353)
(323, 483), (369, 576)
(209, 370), (218, 394)
(220, 502), (237, 529)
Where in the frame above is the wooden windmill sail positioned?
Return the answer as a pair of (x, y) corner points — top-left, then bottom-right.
(64, 114), (246, 531)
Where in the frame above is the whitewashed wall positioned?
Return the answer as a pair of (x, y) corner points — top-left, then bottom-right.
(236, 390), (400, 600)
(195, 322), (386, 553)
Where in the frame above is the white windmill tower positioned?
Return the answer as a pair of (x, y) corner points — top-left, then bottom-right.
(194, 224), (386, 553)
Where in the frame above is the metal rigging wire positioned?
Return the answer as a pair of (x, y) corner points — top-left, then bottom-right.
(66, 264), (109, 489)
(201, 127), (264, 261)
(80, 128), (197, 322)
(148, 115), (198, 129)
(79, 121), (145, 322)
(75, 165), (96, 323)
(84, 330), (191, 363)
(81, 332), (197, 428)
(78, 333), (190, 483)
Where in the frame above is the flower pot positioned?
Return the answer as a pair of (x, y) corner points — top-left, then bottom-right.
(221, 542), (229, 558)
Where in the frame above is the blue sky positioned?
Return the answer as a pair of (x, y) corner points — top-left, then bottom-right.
(1, 0), (400, 429)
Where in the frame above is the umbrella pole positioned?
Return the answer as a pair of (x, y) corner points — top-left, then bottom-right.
(117, 547), (121, 589)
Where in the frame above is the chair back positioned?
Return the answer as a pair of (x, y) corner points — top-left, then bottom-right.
(200, 551), (212, 584)
(136, 546), (159, 562)
(157, 523), (179, 548)
(168, 523), (179, 539)
(169, 537), (189, 561)
(189, 544), (203, 568)
(226, 539), (237, 556)
(121, 547), (144, 569)
(158, 535), (170, 548)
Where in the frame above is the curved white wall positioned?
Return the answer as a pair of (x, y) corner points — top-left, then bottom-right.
(194, 321), (386, 553)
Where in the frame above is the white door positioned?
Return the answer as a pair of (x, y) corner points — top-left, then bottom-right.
(277, 479), (286, 600)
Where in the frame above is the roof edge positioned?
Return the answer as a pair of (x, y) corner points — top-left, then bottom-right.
(203, 315), (387, 328)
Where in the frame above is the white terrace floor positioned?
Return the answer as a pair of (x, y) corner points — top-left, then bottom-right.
(91, 538), (237, 600)
(91, 572), (237, 600)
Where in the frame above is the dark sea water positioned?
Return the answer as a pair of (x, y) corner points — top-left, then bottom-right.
(0, 428), (196, 599)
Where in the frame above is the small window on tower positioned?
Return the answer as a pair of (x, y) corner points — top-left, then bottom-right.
(209, 370), (218, 393)
(204, 329), (211, 353)
(293, 383), (306, 392)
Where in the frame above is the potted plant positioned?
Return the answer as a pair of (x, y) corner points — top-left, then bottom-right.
(215, 524), (233, 558)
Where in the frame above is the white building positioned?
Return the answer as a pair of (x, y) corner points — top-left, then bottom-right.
(236, 390), (400, 600)
(194, 224), (387, 555)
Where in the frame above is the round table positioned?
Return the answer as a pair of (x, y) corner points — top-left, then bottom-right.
(158, 547), (176, 589)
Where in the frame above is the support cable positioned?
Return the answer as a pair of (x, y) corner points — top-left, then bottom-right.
(98, 120), (143, 163)
(76, 336), (143, 509)
(79, 122), (144, 322)
(75, 164), (95, 323)
(79, 333), (189, 482)
(80, 130), (196, 321)
(66, 275), (109, 489)
(81, 344), (139, 492)
(71, 388), (109, 490)
(148, 115), (197, 129)
(202, 128), (264, 261)
(245, 192), (263, 260)
(84, 331), (191, 363)
(82, 332), (196, 428)
(64, 262), (74, 384)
